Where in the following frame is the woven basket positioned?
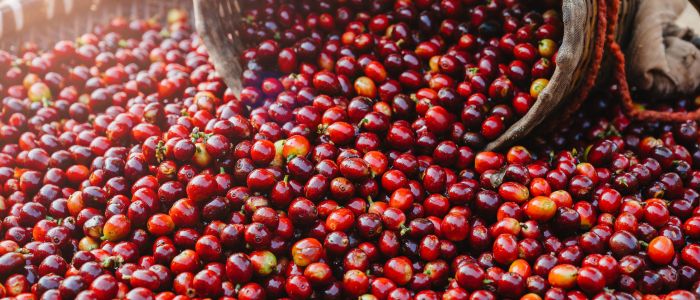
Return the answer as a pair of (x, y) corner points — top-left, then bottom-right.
(193, 0), (245, 93)
(193, 0), (699, 150)
(0, 0), (193, 51)
(193, 0), (635, 148)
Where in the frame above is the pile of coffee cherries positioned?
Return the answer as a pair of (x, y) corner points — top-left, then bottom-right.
(0, 1), (698, 300)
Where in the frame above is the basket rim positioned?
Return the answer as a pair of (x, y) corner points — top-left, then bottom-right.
(485, 0), (597, 150)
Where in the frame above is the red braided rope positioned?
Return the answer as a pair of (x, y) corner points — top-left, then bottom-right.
(610, 0), (700, 121)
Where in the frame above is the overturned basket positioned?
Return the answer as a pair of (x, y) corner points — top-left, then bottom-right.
(0, 0), (193, 51)
(193, 0), (638, 150)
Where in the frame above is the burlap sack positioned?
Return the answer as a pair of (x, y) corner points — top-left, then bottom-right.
(626, 0), (700, 99)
